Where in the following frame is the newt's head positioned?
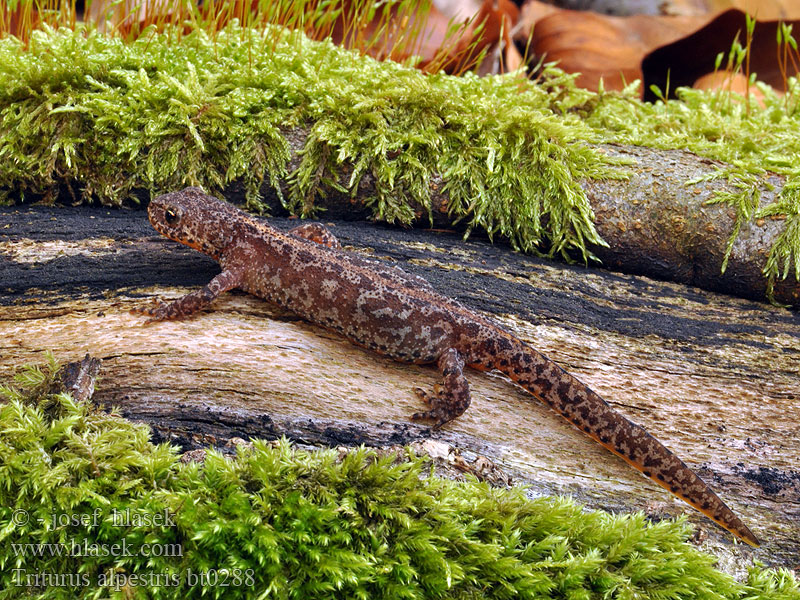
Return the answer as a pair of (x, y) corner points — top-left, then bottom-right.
(148, 187), (243, 259)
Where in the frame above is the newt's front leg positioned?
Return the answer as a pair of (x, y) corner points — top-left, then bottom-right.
(412, 348), (471, 429)
(133, 269), (243, 322)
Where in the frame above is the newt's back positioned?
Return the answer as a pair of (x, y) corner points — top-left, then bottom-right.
(142, 187), (759, 547)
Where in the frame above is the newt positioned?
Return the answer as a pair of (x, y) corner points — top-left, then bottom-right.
(136, 186), (759, 547)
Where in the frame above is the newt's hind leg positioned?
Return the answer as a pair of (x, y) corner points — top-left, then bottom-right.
(288, 223), (341, 249)
(411, 348), (471, 429)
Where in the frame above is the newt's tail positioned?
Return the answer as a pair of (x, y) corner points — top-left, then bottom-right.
(493, 336), (759, 547)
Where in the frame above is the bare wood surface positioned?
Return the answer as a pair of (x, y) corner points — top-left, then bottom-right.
(1, 204), (798, 568)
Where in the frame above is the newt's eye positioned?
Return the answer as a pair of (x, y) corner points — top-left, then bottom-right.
(164, 206), (181, 225)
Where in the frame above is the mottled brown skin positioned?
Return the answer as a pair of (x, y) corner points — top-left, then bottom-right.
(137, 187), (760, 547)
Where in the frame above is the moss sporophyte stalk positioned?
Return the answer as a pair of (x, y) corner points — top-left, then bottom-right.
(0, 23), (798, 291)
(1, 356), (799, 598)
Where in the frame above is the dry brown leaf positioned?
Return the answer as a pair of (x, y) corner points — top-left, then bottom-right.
(660, 0), (717, 17)
(86, 0), (180, 35)
(331, 0), (520, 74)
(693, 70), (768, 105)
(518, 1), (708, 92)
(643, 9), (800, 100)
(518, 1), (800, 98)
(704, 0), (800, 20)
(432, 0), (520, 74)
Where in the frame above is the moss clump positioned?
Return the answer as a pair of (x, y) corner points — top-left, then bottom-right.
(1, 356), (799, 599)
(0, 24), (621, 262)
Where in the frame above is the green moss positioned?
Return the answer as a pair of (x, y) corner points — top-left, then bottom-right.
(1, 356), (799, 599)
(0, 24), (620, 262)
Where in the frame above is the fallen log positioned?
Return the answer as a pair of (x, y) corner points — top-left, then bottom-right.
(219, 136), (799, 306)
(1, 203), (798, 568)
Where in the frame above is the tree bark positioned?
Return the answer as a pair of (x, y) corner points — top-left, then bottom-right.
(1, 203), (798, 569)
(584, 145), (797, 306)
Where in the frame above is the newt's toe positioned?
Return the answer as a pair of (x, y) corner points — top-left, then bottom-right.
(130, 300), (170, 322)
(413, 387), (433, 404)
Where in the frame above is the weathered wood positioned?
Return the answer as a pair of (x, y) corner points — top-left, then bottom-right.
(54, 353), (101, 403)
(1, 204), (798, 568)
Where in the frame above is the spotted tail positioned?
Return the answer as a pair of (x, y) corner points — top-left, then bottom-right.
(493, 337), (759, 547)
